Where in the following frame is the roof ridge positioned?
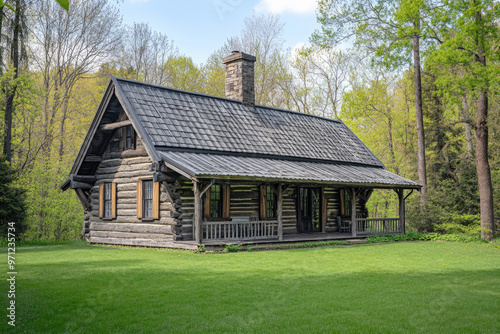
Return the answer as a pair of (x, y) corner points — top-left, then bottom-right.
(113, 76), (342, 124)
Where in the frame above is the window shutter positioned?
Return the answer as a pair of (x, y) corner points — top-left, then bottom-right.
(152, 182), (160, 220)
(223, 185), (230, 219)
(340, 189), (345, 216)
(99, 184), (104, 218)
(112, 183), (117, 219)
(137, 181), (143, 219)
(203, 187), (211, 220)
(259, 185), (267, 220)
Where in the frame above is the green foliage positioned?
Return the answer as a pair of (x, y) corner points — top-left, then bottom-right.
(366, 232), (488, 244)
(0, 157), (26, 237)
(222, 244), (242, 253)
(197, 244), (206, 252)
(0, 237), (74, 247)
(20, 160), (83, 241)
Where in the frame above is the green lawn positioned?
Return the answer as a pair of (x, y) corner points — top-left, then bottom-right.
(4, 241), (500, 333)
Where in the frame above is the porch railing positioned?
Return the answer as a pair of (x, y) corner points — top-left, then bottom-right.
(337, 217), (402, 234)
(204, 220), (279, 241)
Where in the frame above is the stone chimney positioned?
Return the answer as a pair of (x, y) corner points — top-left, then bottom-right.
(222, 51), (256, 106)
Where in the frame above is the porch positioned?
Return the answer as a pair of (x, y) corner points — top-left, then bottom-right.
(197, 217), (404, 245)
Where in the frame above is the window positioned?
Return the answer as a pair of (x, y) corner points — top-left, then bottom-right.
(204, 184), (230, 220)
(260, 185), (277, 219)
(123, 125), (135, 150)
(143, 181), (153, 218)
(104, 183), (112, 218)
(137, 180), (159, 220)
(99, 182), (116, 219)
(210, 184), (222, 219)
(340, 189), (352, 217)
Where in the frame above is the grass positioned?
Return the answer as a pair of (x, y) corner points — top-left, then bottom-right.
(3, 241), (500, 333)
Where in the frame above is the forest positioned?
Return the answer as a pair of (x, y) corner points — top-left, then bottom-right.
(0, 0), (498, 241)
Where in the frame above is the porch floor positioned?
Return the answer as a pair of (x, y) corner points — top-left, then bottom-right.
(176, 232), (371, 247)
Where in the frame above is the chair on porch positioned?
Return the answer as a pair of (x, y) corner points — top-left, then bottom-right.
(337, 216), (351, 233)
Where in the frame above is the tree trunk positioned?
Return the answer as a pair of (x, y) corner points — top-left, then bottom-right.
(3, 0), (21, 162)
(461, 95), (473, 158)
(475, 91), (494, 241)
(412, 32), (427, 202)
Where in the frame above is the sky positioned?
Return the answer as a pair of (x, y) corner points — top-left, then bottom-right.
(120, 0), (320, 65)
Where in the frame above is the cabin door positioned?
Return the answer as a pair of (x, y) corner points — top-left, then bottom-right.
(297, 187), (321, 233)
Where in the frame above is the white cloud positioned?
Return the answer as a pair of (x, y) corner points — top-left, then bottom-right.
(254, 0), (317, 14)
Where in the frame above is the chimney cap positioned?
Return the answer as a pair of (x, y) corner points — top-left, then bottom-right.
(222, 51), (256, 64)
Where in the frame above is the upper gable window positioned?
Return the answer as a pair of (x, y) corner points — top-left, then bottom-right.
(123, 125), (136, 150)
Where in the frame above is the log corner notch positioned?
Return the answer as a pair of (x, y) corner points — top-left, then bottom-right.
(67, 174), (96, 190)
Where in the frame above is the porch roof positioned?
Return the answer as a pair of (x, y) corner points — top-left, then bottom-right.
(159, 151), (421, 189)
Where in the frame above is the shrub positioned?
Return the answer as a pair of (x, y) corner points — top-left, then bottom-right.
(366, 232), (488, 244)
(198, 244), (206, 252)
(223, 244), (242, 253)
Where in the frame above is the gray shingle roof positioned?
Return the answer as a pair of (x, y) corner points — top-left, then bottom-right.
(159, 151), (420, 188)
(115, 78), (384, 167)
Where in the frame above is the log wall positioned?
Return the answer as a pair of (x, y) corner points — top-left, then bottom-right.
(178, 182), (369, 239)
(85, 121), (192, 248)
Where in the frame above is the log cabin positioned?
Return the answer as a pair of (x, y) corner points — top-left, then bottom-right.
(61, 51), (421, 250)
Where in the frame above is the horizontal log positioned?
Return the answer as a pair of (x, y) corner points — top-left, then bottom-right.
(96, 170), (154, 180)
(90, 222), (173, 233)
(70, 181), (92, 190)
(96, 163), (152, 175)
(180, 233), (193, 241)
(102, 149), (148, 161)
(100, 120), (131, 131)
(88, 237), (197, 250)
(90, 231), (174, 239)
(72, 175), (96, 183)
(98, 157), (151, 169)
(90, 216), (178, 225)
(84, 155), (101, 163)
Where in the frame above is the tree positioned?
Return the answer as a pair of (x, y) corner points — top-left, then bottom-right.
(30, 0), (122, 159)
(119, 22), (178, 86)
(208, 13), (286, 106)
(0, 156), (26, 236)
(2, 0), (27, 162)
(313, 0), (440, 201)
(429, 0), (499, 240)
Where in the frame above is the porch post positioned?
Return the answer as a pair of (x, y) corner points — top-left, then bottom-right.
(277, 183), (283, 241)
(351, 188), (357, 237)
(193, 181), (202, 244)
(398, 188), (405, 233)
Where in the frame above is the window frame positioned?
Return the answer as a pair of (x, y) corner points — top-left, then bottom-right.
(340, 189), (352, 217)
(103, 183), (112, 218)
(123, 125), (135, 150)
(143, 180), (154, 219)
(265, 185), (277, 219)
(204, 184), (230, 221)
(210, 184), (223, 219)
